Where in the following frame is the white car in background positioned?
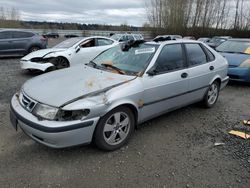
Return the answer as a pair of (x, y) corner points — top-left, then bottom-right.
(110, 33), (144, 42)
(20, 36), (118, 72)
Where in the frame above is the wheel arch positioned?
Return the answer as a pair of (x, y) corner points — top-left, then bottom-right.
(54, 56), (70, 67)
(27, 44), (42, 54)
(209, 75), (222, 87)
(100, 101), (139, 126)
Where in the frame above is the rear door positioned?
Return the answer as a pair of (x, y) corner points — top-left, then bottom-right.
(184, 43), (215, 102)
(141, 43), (190, 121)
(10, 31), (33, 53)
(0, 31), (13, 55)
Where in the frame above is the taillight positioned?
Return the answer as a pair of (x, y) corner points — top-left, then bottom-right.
(40, 36), (47, 42)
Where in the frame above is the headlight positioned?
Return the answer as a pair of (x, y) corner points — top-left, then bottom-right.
(56, 109), (90, 121)
(239, 59), (250, 68)
(30, 57), (54, 64)
(33, 103), (90, 121)
(33, 103), (58, 120)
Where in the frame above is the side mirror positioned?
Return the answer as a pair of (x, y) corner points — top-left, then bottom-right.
(76, 46), (81, 53)
(147, 67), (157, 76)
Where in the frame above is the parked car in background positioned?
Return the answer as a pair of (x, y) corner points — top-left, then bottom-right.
(216, 38), (250, 83)
(10, 39), (229, 150)
(183, 36), (196, 40)
(110, 33), (144, 42)
(43, 32), (59, 38)
(64, 34), (79, 38)
(207, 36), (231, 49)
(20, 36), (118, 72)
(198, 37), (211, 43)
(0, 30), (47, 56)
(153, 35), (182, 42)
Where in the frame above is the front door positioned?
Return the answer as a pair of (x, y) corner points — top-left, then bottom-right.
(72, 38), (115, 65)
(140, 43), (190, 121)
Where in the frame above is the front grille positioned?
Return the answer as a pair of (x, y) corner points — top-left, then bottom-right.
(20, 91), (37, 112)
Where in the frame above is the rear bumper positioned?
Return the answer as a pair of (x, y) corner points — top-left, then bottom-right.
(220, 76), (229, 90)
(10, 94), (100, 148)
(228, 67), (250, 83)
(20, 60), (54, 72)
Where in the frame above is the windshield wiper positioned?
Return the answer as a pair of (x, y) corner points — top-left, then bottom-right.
(86, 61), (98, 68)
(101, 63), (125, 75)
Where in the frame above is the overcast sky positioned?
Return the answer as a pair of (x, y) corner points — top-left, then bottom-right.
(0, 0), (148, 26)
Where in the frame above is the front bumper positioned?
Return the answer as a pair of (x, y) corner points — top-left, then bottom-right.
(228, 67), (250, 83)
(20, 60), (54, 72)
(10, 94), (100, 148)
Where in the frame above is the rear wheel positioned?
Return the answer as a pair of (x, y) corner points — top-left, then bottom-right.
(203, 81), (220, 108)
(28, 46), (41, 53)
(94, 106), (135, 151)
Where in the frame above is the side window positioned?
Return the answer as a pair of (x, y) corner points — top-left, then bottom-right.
(97, 39), (113, 46)
(127, 35), (134, 41)
(12, 31), (34, 38)
(119, 36), (127, 42)
(155, 44), (184, 73)
(0, 31), (12, 39)
(80, 39), (95, 48)
(185, 43), (207, 66)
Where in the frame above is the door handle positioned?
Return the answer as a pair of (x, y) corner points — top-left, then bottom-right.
(181, 72), (188, 79)
(209, 66), (214, 71)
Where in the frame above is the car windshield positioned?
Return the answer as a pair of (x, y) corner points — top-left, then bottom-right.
(91, 43), (159, 75)
(216, 40), (250, 54)
(53, 38), (83, 48)
(110, 34), (122, 41)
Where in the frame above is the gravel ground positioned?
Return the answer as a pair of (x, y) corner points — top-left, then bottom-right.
(0, 38), (249, 188)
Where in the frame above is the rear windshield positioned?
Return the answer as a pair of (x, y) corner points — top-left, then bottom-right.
(53, 38), (83, 48)
(216, 40), (250, 54)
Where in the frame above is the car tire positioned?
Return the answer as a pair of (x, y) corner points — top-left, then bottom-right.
(94, 106), (135, 151)
(28, 46), (41, 53)
(54, 57), (69, 69)
(203, 81), (220, 108)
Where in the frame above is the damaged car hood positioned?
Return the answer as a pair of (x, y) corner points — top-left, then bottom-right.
(22, 48), (66, 60)
(23, 65), (135, 107)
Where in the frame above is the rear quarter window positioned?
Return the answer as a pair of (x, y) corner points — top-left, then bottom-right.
(97, 38), (114, 46)
(201, 44), (215, 61)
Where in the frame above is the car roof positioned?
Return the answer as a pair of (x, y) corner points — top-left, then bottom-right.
(146, 39), (202, 46)
(228, 38), (250, 42)
(0, 29), (35, 33)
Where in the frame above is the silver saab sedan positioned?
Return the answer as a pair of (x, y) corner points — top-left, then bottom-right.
(10, 39), (229, 151)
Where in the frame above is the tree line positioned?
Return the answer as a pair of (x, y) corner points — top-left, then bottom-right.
(146, 0), (250, 37)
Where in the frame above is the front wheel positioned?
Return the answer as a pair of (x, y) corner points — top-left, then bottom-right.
(203, 81), (220, 108)
(54, 57), (69, 69)
(94, 106), (135, 151)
